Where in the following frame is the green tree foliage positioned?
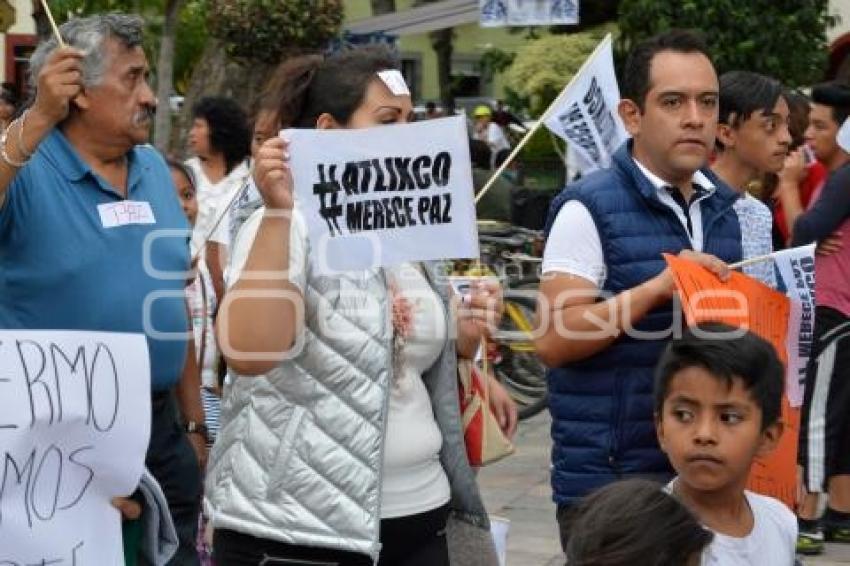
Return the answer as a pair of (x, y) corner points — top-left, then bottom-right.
(504, 25), (614, 115)
(479, 47), (515, 84)
(617, 0), (838, 87)
(47, 0), (206, 95)
(172, 0), (207, 92)
(206, 0), (343, 64)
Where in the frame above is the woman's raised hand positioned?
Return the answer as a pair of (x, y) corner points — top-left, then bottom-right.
(254, 136), (294, 211)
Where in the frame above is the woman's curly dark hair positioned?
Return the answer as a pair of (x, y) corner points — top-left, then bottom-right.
(191, 96), (252, 174)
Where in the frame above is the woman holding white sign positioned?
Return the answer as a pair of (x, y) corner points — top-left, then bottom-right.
(206, 47), (514, 566)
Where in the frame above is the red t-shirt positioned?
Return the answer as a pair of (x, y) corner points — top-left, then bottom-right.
(773, 161), (828, 245)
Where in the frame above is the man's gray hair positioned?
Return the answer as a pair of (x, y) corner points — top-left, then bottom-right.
(28, 13), (144, 92)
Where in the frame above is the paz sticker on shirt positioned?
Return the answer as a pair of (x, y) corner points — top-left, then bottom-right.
(837, 117), (850, 154)
(98, 200), (156, 228)
(377, 70), (410, 97)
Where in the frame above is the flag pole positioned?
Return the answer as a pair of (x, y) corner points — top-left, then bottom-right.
(728, 244), (815, 270)
(39, 0), (66, 47)
(729, 253), (777, 270)
(475, 33), (613, 205)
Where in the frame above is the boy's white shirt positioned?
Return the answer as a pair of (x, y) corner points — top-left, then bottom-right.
(666, 478), (798, 565)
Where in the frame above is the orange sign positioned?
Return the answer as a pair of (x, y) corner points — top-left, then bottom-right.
(664, 254), (799, 509)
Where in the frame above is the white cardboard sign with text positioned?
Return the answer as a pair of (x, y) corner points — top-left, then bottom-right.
(0, 331), (151, 565)
(287, 116), (479, 273)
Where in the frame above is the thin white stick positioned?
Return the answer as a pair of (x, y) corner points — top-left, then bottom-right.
(729, 251), (779, 270)
(191, 180), (247, 264)
(475, 33), (613, 205)
(39, 0), (66, 47)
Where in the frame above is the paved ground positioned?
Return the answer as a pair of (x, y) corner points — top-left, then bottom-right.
(477, 412), (850, 566)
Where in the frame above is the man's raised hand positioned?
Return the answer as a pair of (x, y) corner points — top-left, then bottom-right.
(32, 47), (85, 126)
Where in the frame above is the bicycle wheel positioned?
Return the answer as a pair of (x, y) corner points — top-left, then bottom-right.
(493, 291), (548, 420)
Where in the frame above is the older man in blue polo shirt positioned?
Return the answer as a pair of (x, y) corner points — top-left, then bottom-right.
(0, 14), (203, 564)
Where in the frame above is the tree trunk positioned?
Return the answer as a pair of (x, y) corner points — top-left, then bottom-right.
(31, 0), (52, 42)
(153, 0), (184, 152)
(430, 27), (455, 113)
(174, 41), (279, 157)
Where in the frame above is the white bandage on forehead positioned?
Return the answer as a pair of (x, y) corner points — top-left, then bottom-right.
(377, 69), (410, 97)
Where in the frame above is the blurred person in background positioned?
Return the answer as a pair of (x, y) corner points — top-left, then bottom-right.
(768, 90), (828, 250)
(186, 96), (252, 301)
(473, 104), (511, 169)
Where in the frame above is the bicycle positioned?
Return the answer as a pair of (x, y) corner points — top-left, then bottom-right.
(455, 221), (548, 420)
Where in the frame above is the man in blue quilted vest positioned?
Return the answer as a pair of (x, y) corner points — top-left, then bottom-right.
(534, 30), (743, 550)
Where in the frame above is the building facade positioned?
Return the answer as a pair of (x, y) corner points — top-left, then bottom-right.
(345, 0), (539, 105)
(828, 0), (850, 82)
(0, 0), (35, 95)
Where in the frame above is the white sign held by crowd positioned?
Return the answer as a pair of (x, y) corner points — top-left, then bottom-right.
(837, 116), (850, 154)
(772, 244), (817, 407)
(544, 34), (627, 174)
(0, 331), (151, 565)
(288, 116), (479, 273)
(480, 0), (579, 27)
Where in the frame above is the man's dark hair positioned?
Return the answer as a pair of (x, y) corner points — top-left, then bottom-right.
(565, 479), (713, 566)
(811, 81), (850, 127)
(621, 29), (713, 111)
(191, 96), (251, 175)
(715, 71), (784, 151)
(784, 89), (811, 150)
(654, 322), (784, 429)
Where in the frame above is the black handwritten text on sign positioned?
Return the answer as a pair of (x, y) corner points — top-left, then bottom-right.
(0, 330), (152, 565)
(312, 152), (454, 237)
(0, 340), (121, 531)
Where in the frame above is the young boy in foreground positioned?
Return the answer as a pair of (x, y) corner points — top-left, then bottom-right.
(655, 322), (797, 564)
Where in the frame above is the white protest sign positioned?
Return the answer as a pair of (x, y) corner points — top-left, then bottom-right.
(544, 34), (627, 174)
(837, 117), (850, 154)
(772, 244), (817, 407)
(287, 115), (479, 273)
(0, 331), (151, 565)
(480, 0), (579, 27)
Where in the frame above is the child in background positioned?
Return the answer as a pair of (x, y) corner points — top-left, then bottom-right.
(168, 158), (221, 450)
(168, 158), (219, 565)
(565, 478), (713, 566)
(655, 322), (796, 565)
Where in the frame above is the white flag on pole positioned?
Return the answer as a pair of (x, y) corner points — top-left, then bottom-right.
(772, 243), (817, 407)
(480, 0), (579, 27)
(837, 116), (850, 153)
(543, 34), (628, 175)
